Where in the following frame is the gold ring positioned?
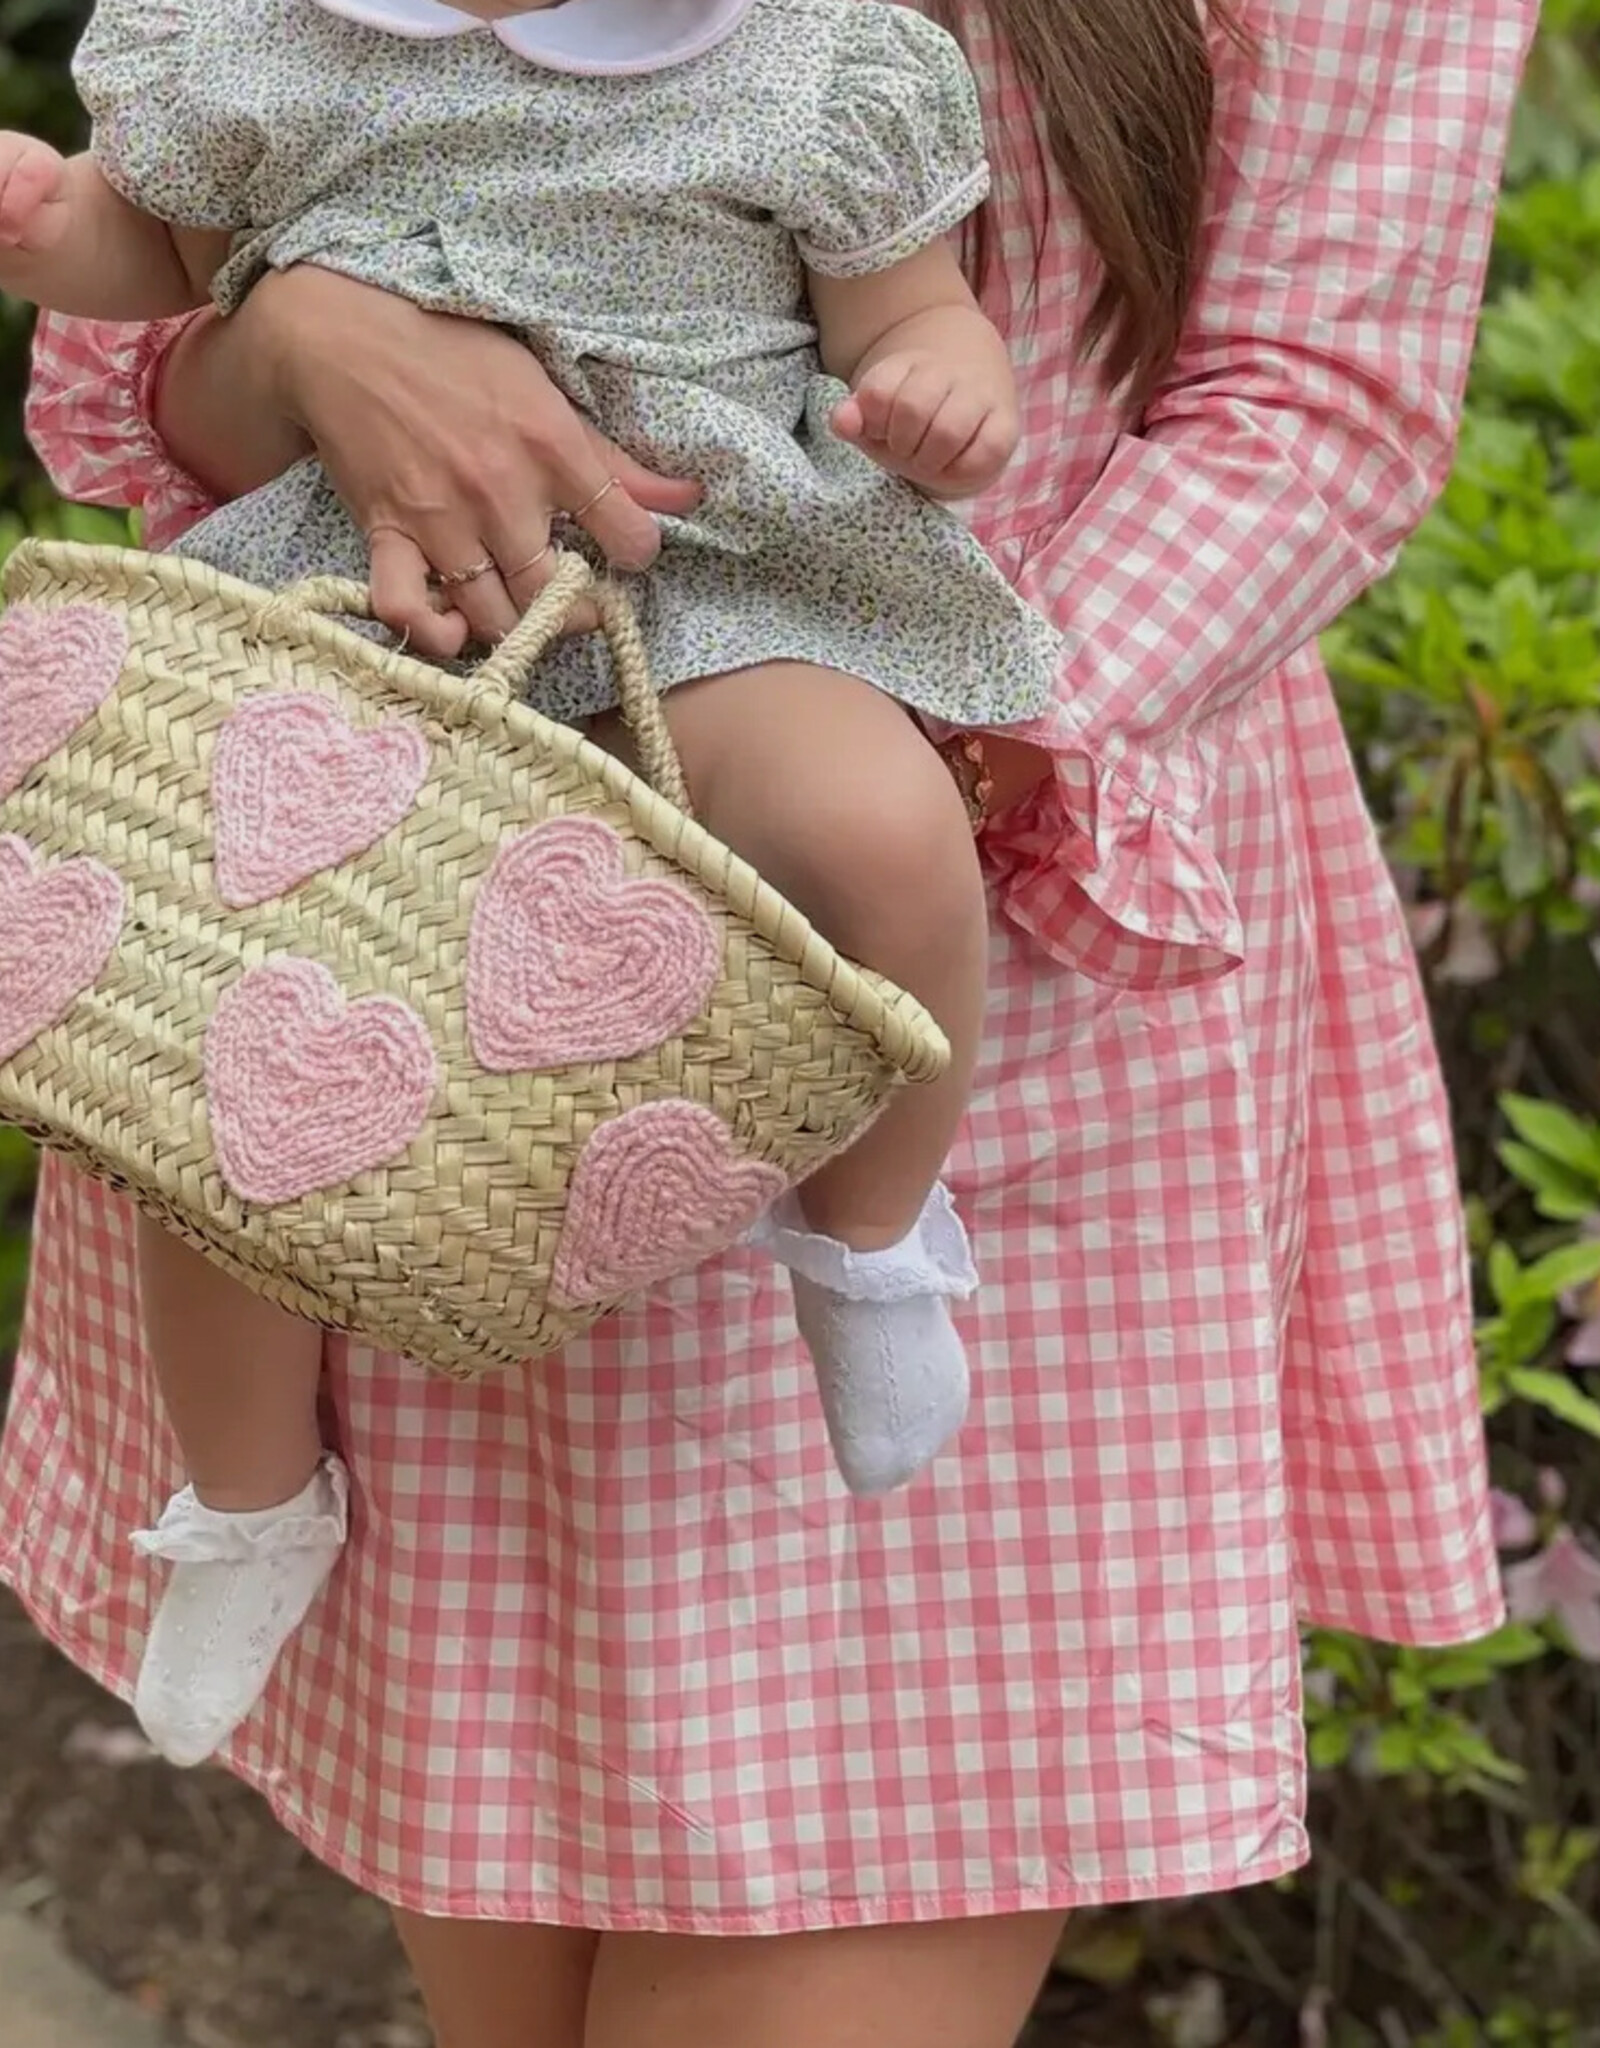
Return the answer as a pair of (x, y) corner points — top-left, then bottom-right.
(568, 477), (619, 520)
(434, 556), (496, 589)
(938, 732), (995, 835)
(505, 543), (554, 581)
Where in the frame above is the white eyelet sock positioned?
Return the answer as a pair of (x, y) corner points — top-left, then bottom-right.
(752, 1184), (978, 1496)
(131, 1454), (349, 1768)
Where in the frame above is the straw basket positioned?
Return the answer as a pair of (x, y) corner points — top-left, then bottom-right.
(0, 541), (948, 1377)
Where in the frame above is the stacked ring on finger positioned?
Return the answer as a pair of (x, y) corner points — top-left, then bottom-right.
(552, 477), (620, 533)
(571, 477), (619, 520)
(434, 555), (497, 590)
(504, 543), (554, 581)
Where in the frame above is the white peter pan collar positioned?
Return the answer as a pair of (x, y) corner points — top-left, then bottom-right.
(312, 0), (757, 75)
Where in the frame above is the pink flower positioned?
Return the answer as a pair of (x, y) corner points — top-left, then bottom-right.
(1405, 901), (1446, 955)
(1562, 1217), (1600, 1368)
(1568, 1311), (1600, 1368)
(1405, 900), (1499, 985)
(1491, 1489), (1538, 1550)
(1504, 1528), (1600, 1660)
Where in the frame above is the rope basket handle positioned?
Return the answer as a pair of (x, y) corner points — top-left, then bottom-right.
(262, 551), (691, 814)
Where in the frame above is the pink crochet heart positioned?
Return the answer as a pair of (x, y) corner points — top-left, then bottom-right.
(550, 1100), (786, 1305)
(212, 693), (432, 908)
(205, 957), (437, 1205)
(467, 817), (720, 1071)
(0, 603), (128, 800)
(0, 834), (124, 1065)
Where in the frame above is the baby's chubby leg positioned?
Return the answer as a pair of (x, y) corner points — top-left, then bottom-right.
(132, 1220), (347, 1766)
(602, 662), (986, 1493)
(655, 662), (986, 1237)
(137, 1221), (326, 1511)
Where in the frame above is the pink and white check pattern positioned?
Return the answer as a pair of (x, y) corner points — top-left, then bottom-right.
(0, 0), (1529, 1928)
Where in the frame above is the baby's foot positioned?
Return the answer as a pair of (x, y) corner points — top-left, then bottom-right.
(131, 1456), (349, 1768)
(754, 1185), (977, 1496)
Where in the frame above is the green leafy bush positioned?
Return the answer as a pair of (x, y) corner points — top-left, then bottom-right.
(1277, 8), (1600, 2037)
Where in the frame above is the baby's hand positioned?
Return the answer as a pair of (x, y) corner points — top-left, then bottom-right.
(832, 351), (1019, 499)
(0, 133), (70, 254)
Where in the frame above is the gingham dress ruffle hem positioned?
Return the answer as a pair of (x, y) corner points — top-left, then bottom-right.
(0, 0), (1529, 1931)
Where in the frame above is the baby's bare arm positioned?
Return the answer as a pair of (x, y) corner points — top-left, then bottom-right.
(810, 241), (999, 387)
(809, 243), (1018, 497)
(0, 142), (225, 318)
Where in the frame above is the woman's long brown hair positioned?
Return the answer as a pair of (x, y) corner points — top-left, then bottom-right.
(934, 0), (1242, 403)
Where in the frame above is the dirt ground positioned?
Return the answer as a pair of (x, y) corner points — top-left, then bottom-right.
(0, 1588), (426, 2048)
(0, 1586), (1302, 2048)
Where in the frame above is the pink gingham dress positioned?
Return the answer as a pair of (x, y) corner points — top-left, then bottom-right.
(0, 0), (1529, 1928)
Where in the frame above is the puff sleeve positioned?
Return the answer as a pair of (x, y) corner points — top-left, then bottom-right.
(73, 0), (260, 229)
(784, 3), (989, 279)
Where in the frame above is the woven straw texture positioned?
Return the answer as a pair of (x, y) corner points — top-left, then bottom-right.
(0, 540), (948, 1377)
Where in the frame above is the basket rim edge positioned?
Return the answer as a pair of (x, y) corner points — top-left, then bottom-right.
(4, 537), (950, 1082)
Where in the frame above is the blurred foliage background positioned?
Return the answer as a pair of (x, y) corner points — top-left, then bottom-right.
(1, 1), (1599, 2044)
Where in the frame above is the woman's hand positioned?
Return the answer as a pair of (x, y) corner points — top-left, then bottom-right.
(982, 733), (1053, 819)
(939, 729), (1053, 827)
(159, 268), (701, 656)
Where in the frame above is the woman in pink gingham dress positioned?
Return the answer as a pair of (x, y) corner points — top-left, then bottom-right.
(0, 0), (1534, 2037)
